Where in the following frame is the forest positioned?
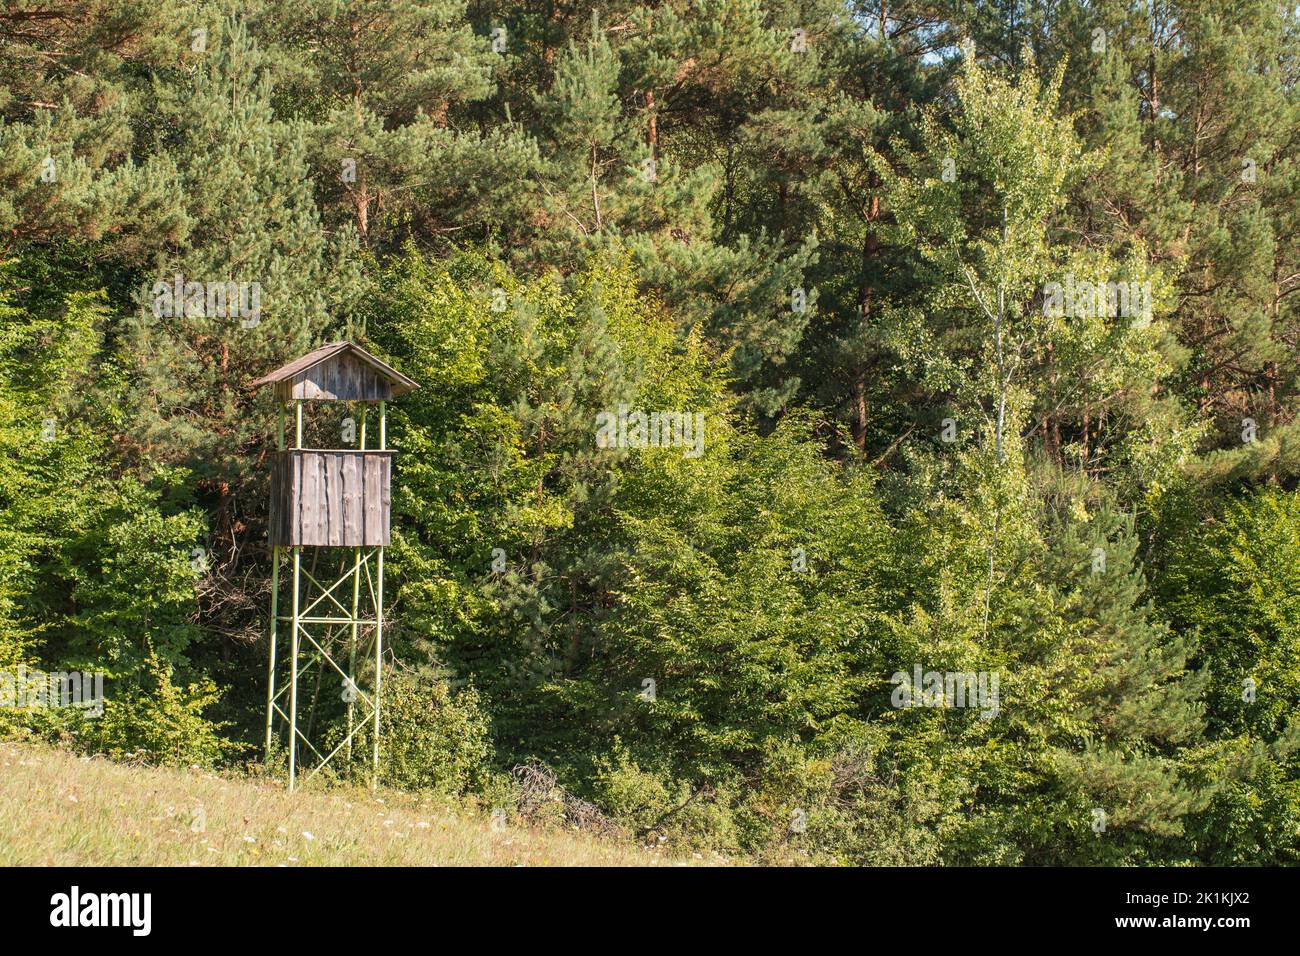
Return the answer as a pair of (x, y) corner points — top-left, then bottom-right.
(0, 0), (1297, 866)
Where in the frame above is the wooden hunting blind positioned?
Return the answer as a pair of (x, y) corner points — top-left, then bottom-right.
(252, 341), (419, 791)
(253, 341), (416, 548)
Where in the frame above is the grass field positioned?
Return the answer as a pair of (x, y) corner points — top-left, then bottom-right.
(0, 742), (685, 866)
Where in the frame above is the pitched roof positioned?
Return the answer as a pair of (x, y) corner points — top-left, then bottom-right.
(249, 341), (419, 396)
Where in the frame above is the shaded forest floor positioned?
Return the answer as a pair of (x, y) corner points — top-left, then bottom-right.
(0, 742), (695, 867)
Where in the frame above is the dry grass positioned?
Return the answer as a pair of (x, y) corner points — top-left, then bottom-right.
(0, 741), (690, 866)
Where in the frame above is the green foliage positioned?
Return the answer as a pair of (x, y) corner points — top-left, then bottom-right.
(60, 481), (207, 675)
(1159, 489), (1300, 741)
(740, 731), (972, 866)
(1156, 488), (1300, 863)
(372, 667), (495, 797)
(2, 1), (1297, 867)
(75, 648), (238, 769)
(596, 413), (892, 781)
(591, 747), (740, 853)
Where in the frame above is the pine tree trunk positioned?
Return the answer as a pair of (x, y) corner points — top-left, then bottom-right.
(646, 88), (657, 159)
(1148, 26), (1161, 178)
(853, 188), (881, 451)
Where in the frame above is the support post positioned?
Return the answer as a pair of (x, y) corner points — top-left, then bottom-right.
(264, 546), (279, 760)
(373, 546), (384, 787)
(267, 400), (286, 762)
(288, 546), (302, 791)
(347, 548), (360, 767)
(372, 402), (386, 786)
(347, 407), (366, 769)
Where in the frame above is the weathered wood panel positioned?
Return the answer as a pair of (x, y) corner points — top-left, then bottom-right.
(273, 351), (394, 402)
(269, 450), (392, 546)
(340, 452), (358, 544)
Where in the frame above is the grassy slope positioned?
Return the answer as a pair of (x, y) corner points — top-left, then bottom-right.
(0, 742), (683, 866)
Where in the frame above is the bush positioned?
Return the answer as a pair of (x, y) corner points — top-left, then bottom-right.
(736, 732), (972, 866)
(591, 747), (740, 854)
(74, 649), (238, 768)
(1157, 488), (1300, 863)
(374, 666), (495, 796)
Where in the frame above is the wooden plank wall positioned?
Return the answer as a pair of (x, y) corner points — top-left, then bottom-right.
(275, 353), (393, 402)
(269, 450), (392, 546)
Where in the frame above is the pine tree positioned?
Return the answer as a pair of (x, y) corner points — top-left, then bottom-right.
(0, 0), (187, 250)
(261, 0), (529, 249)
(115, 15), (362, 654)
(1027, 0), (1300, 484)
(1031, 500), (1207, 863)
(483, 2), (825, 412)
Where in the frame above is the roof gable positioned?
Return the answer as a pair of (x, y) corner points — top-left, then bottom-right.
(250, 342), (418, 401)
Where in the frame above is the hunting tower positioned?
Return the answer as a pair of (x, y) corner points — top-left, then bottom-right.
(252, 342), (418, 790)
